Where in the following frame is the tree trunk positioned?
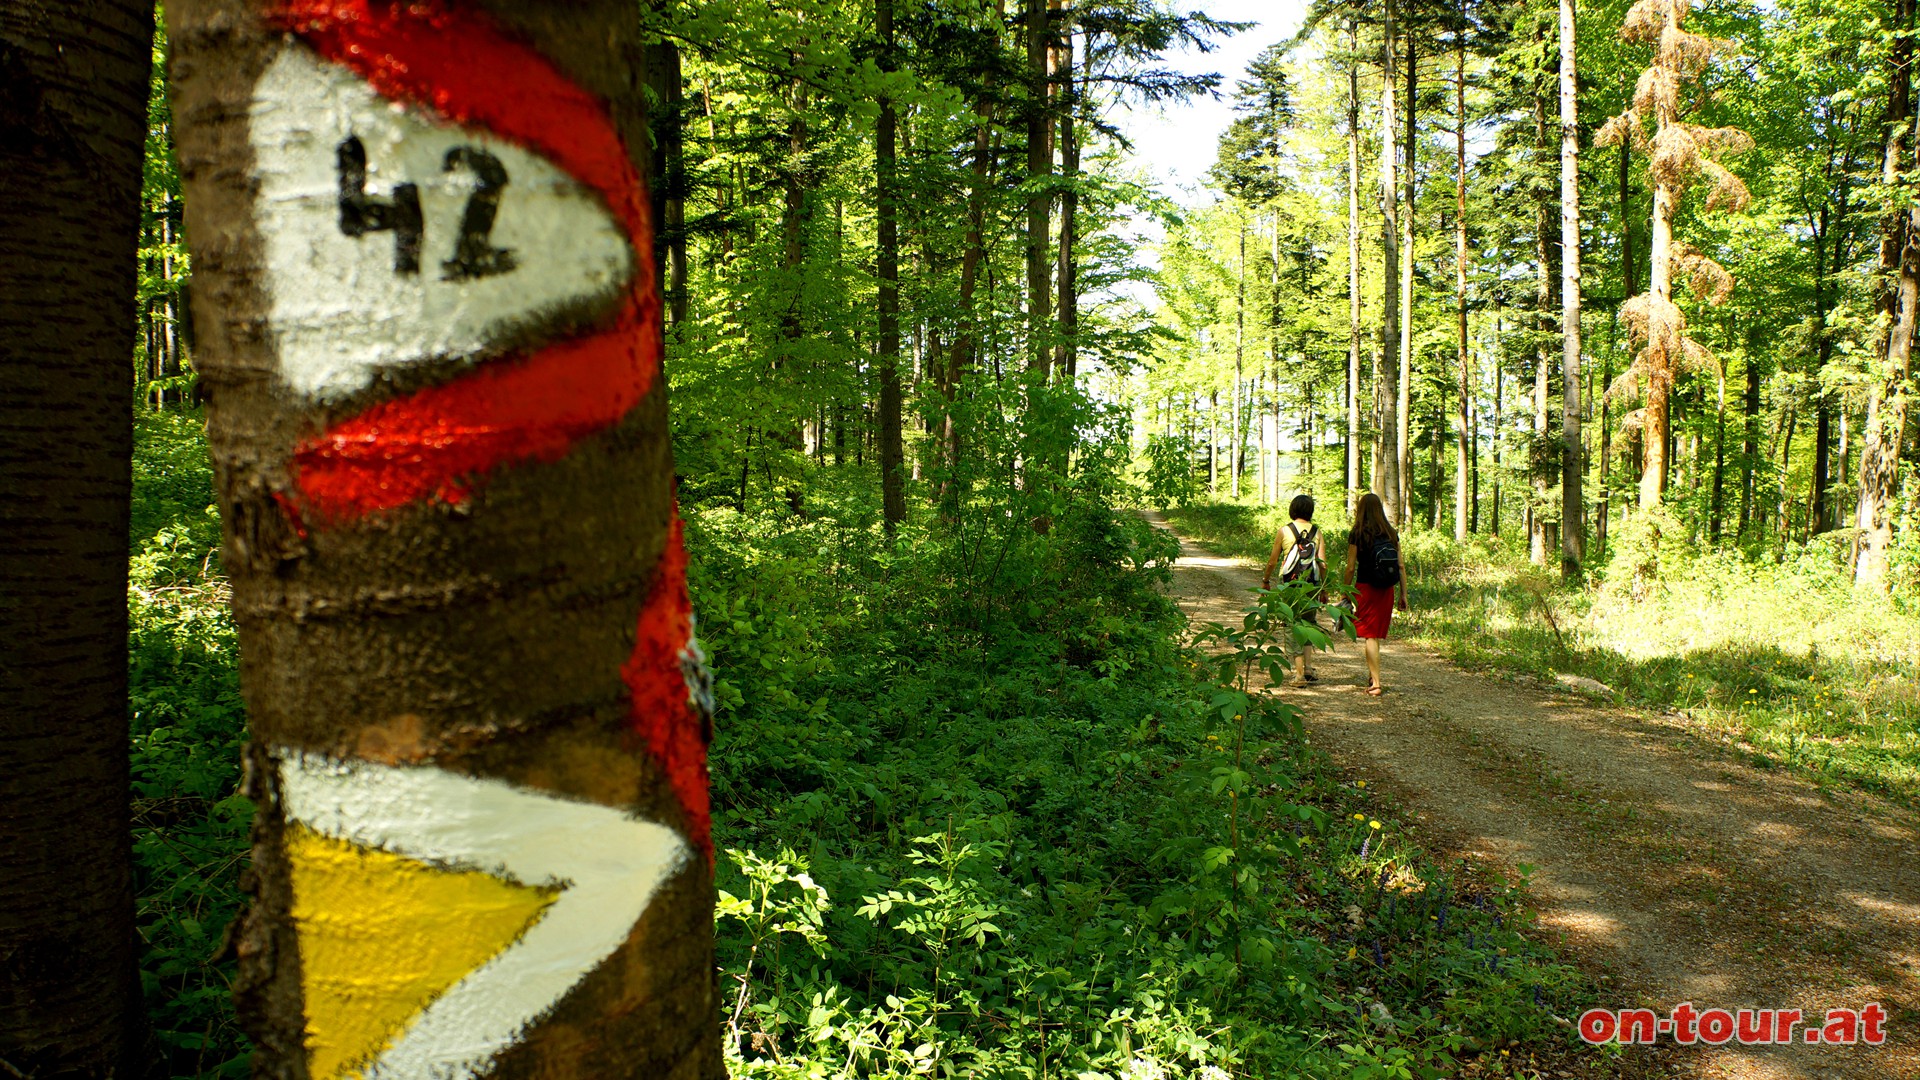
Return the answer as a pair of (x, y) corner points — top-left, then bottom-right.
(1454, 32), (1472, 543)
(1858, 0), (1918, 586)
(1560, 0), (1584, 577)
(1379, 0), (1404, 523)
(644, 40), (687, 330)
(1348, 19), (1364, 515)
(1493, 311), (1504, 537)
(1233, 218), (1247, 499)
(0, 2), (151, 1075)
(1399, 31), (1416, 523)
(878, 0), (905, 532)
(1025, 0), (1052, 376)
(1054, 0), (1079, 381)
(168, 3), (723, 1075)
(1640, 2), (1681, 509)
(1532, 40), (1555, 564)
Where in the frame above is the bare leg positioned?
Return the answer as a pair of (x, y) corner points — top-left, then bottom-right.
(1363, 637), (1382, 694)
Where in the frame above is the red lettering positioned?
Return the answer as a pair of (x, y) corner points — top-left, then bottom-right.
(1697, 1008), (1735, 1044)
(1579, 1009), (1618, 1044)
(1736, 1009), (1772, 1044)
(1671, 1002), (1699, 1044)
(1862, 1002), (1888, 1045)
(1775, 1009), (1803, 1043)
(1822, 1009), (1859, 1045)
(1619, 1009), (1659, 1044)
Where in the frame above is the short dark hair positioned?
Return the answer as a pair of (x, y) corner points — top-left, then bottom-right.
(1289, 494), (1315, 521)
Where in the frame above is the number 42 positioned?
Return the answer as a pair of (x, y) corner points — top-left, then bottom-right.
(336, 135), (518, 281)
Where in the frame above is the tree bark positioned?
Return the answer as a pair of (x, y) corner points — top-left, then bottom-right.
(1233, 217), (1247, 498)
(1560, 0), (1584, 577)
(1454, 31), (1471, 543)
(1054, 0), (1078, 381)
(1399, 31), (1417, 523)
(1379, 0), (1404, 523)
(1640, 1), (1680, 509)
(1347, 19), (1364, 516)
(644, 40), (687, 330)
(0, 1), (151, 1075)
(878, 0), (905, 532)
(1858, 0), (1918, 586)
(168, 2), (722, 1075)
(1025, 0), (1052, 376)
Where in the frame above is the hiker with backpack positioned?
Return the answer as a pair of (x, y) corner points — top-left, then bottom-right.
(1345, 491), (1410, 696)
(1261, 494), (1327, 686)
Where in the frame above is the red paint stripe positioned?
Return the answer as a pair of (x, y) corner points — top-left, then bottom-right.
(621, 514), (712, 860)
(267, 1), (705, 852)
(268, 0), (659, 522)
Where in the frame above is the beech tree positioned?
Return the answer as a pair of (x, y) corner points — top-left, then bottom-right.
(0, 1), (154, 1075)
(167, 0), (721, 1074)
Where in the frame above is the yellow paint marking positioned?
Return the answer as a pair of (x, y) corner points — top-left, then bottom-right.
(287, 825), (557, 1080)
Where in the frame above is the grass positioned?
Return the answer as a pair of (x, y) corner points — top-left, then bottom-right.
(1160, 496), (1920, 806)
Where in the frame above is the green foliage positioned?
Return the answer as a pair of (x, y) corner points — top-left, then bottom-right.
(702, 483), (1595, 1078)
(128, 409), (251, 1077)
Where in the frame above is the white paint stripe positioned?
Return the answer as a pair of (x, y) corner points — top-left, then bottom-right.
(279, 751), (688, 1080)
(248, 45), (634, 401)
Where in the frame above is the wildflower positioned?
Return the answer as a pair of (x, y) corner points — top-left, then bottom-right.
(1357, 781), (1367, 788)
(1749, 689), (1758, 695)
(1353, 813), (1365, 820)
(1369, 820), (1381, 830)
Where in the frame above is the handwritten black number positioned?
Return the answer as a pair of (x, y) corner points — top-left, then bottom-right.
(336, 135), (422, 274)
(441, 146), (517, 280)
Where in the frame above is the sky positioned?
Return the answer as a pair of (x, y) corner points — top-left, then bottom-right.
(1103, 0), (1312, 311)
(1111, 0), (1313, 204)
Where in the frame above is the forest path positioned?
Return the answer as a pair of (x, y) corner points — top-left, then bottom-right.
(1146, 512), (1920, 1080)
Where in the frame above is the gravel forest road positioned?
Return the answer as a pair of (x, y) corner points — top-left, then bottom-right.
(1149, 512), (1920, 1080)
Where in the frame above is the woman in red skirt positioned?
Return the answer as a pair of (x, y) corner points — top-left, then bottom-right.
(1343, 492), (1410, 696)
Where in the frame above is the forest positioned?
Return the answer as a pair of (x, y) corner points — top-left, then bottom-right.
(4, 0), (1918, 1076)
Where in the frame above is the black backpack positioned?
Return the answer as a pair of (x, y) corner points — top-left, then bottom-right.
(1279, 524), (1325, 585)
(1363, 533), (1401, 588)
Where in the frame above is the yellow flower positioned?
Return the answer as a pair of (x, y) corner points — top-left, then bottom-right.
(1749, 689), (1758, 695)
(1356, 781), (1367, 788)
(1353, 813), (1365, 820)
(1369, 820), (1381, 830)
(1346, 946), (1357, 960)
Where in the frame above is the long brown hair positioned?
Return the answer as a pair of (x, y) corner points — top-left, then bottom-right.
(1350, 492), (1395, 548)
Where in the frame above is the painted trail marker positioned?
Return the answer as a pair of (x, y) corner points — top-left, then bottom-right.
(278, 751), (690, 1080)
(248, 46), (635, 402)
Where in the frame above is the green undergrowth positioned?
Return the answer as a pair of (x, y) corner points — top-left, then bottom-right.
(129, 408), (251, 1077)
(126, 411), (1603, 1077)
(1163, 497), (1920, 808)
(703, 481), (1600, 1079)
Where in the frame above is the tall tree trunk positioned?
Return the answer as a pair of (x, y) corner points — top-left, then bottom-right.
(1639, 2), (1681, 509)
(1532, 40), (1555, 564)
(0, 1), (151, 1075)
(1398, 31), (1416, 523)
(1454, 31), (1471, 542)
(1208, 390), (1219, 492)
(169, 4), (722, 1074)
(1493, 331), (1505, 537)
(1560, 0), (1584, 577)
(1813, 206), (1834, 534)
(1025, 0), (1052, 376)
(1347, 19), (1364, 515)
(1858, 0), (1918, 585)
(645, 39), (687, 329)
(1054, 0), (1079, 380)
(1379, 0), (1405, 523)
(878, 0), (905, 532)
(1233, 218), (1247, 499)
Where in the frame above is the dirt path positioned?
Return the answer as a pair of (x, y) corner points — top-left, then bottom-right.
(1149, 513), (1920, 1080)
